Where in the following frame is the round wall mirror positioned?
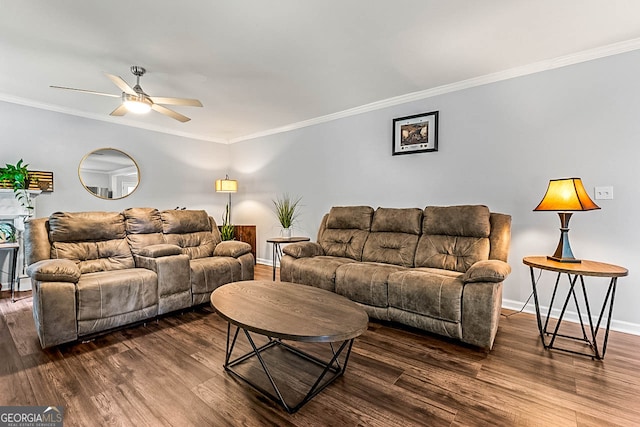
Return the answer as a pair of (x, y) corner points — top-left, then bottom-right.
(79, 148), (140, 199)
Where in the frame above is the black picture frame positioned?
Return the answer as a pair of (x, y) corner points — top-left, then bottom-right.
(392, 110), (439, 155)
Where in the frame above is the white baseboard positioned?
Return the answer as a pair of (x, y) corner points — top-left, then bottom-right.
(257, 258), (275, 267)
(0, 276), (31, 292)
(502, 298), (640, 336)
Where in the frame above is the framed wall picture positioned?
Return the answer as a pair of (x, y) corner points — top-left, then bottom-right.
(392, 111), (439, 155)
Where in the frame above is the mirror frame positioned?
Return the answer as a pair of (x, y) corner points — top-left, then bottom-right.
(78, 148), (140, 200)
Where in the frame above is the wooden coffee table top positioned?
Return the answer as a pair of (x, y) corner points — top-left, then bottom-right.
(211, 280), (369, 343)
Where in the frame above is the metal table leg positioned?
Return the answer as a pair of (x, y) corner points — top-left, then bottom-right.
(223, 323), (355, 413)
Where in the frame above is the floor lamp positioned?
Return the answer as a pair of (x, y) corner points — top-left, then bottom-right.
(215, 174), (238, 223)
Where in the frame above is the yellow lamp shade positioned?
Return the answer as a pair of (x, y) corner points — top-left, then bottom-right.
(215, 177), (238, 193)
(534, 178), (600, 212)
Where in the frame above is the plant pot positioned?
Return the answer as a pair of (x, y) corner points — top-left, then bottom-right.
(282, 227), (292, 238)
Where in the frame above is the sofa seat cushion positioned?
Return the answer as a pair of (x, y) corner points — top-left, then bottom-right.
(387, 270), (464, 323)
(190, 256), (243, 296)
(280, 256), (357, 292)
(335, 262), (406, 308)
(76, 268), (158, 335)
(411, 267), (463, 278)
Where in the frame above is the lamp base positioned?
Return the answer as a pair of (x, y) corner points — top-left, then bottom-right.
(548, 212), (581, 263)
(547, 255), (581, 263)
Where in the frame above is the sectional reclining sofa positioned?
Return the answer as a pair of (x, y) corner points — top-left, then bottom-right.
(24, 208), (254, 348)
(280, 205), (512, 349)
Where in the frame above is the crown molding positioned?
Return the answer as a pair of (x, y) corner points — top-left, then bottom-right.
(2, 37), (640, 145)
(0, 94), (227, 144)
(229, 37), (640, 144)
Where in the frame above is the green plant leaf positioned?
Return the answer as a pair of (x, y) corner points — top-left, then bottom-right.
(272, 194), (302, 229)
(0, 159), (33, 210)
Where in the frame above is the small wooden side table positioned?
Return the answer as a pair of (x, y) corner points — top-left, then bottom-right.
(0, 242), (20, 302)
(266, 237), (310, 281)
(523, 256), (628, 360)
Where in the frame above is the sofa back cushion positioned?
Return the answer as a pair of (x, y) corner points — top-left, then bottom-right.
(489, 212), (512, 262)
(48, 211), (134, 274)
(160, 210), (220, 259)
(362, 208), (422, 267)
(123, 207), (165, 255)
(318, 206), (373, 260)
(415, 205), (491, 272)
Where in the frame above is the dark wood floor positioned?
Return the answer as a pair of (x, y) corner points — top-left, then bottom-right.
(2, 264), (640, 426)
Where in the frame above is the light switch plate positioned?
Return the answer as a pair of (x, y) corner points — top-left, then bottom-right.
(594, 186), (613, 200)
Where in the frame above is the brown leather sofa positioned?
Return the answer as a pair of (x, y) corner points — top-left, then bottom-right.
(24, 208), (254, 348)
(280, 205), (511, 349)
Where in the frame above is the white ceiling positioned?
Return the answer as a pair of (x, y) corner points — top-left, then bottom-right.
(2, 1), (640, 144)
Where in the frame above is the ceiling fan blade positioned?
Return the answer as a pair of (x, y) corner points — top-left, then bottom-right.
(110, 104), (128, 116)
(105, 73), (137, 95)
(151, 103), (190, 122)
(149, 96), (203, 107)
(49, 86), (120, 98)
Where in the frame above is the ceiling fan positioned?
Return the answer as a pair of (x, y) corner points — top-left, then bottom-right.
(50, 66), (203, 122)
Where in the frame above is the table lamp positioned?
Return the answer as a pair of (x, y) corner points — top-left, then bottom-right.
(215, 174), (238, 221)
(534, 178), (600, 263)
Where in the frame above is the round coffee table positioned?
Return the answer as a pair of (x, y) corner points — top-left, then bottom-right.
(211, 280), (369, 413)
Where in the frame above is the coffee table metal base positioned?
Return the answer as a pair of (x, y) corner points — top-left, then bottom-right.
(223, 323), (355, 413)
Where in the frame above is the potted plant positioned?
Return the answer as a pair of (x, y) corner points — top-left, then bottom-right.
(0, 159), (34, 211)
(220, 204), (235, 241)
(272, 194), (302, 238)
(0, 222), (16, 243)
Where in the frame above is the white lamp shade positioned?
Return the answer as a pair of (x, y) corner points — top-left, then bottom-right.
(215, 178), (238, 193)
(123, 94), (152, 114)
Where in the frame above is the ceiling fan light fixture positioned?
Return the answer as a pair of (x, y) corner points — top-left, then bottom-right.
(51, 66), (202, 122)
(122, 93), (152, 114)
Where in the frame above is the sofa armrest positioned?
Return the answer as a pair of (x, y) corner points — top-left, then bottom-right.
(138, 244), (183, 258)
(462, 260), (511, 284)
(214, 241), (252, 258)
(27, 260), (80, 348)
(26, 259), (81, 283)
(134, 253), (191, 315)
(282, 242), (324, 259)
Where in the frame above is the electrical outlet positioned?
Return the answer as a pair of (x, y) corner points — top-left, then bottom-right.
(594, 186), (613, 200)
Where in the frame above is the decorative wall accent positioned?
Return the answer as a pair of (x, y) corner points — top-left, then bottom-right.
(27, 171), (54, 192)
(392, 111), (439, 155)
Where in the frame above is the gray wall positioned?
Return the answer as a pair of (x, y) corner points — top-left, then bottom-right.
(0, 101), (233, 291)
(1, 49), (638, 334)
(0, 101), (231, 215)
(230, 49), (640, 334)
